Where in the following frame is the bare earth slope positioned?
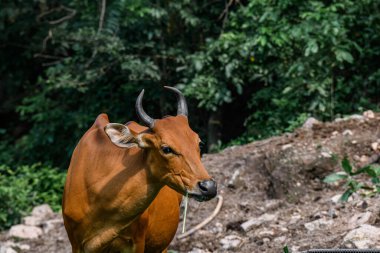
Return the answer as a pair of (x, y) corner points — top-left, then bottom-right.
(1, 111), (380, 252)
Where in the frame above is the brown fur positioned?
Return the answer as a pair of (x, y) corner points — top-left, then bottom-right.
(63, 113), (211, 253)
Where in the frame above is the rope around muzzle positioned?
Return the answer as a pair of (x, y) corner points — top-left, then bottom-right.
(178, 195), (223, 239)
(162, 170), (222, 236)
(182, 191), (189, 234)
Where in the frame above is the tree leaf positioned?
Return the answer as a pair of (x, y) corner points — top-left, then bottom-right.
(323, 172), (348, 183)
(364, 167), (378, 178)
(340, 189), (353, 202)
(335, 49), (354, 64)
(341, 157), (353, 175)
(371, 166), (380, 177)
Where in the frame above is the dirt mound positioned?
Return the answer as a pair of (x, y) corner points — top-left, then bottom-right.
(171, 112), (380, 252)
(1, 111), (380, 252)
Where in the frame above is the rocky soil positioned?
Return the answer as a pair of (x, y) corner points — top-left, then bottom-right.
(1, 111), (380, 253)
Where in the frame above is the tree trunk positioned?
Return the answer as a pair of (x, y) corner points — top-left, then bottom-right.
(207, 111), (222, 152)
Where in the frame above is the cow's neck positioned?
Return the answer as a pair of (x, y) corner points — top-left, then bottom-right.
(97, 148), (163, 218)
(81, 144), (164, 251)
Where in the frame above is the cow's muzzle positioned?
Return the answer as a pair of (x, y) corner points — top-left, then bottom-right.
(188, 179), (217, 202)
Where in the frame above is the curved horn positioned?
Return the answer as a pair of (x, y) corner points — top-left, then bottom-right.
(164, 86), (188, 117)
(135, 89), (155, 128)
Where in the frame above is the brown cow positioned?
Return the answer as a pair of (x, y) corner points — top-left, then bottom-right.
(62, 86), (217, 253)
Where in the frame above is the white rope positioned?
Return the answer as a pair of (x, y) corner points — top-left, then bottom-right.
(182, 191), (189, 233)
(177, 195), (223, 239)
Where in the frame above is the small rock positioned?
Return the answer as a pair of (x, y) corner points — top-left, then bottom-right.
(328, 208), (338, 218)
(363, 110), (375, 119)
(220, 235), (243, 250)
(256, 229), (275, 237)
(240, 219), (261, 231)
(188, 248), (210, 253)
(304, 218), (333, 232)
(343, 129), (353, 136)
(3, 242), (31, 251)
(360, 155), (369, 163)
(212, 222), (223, 234)
(331, 194), (342, 204)
(348, 212), (373, 228)
(348, 114), (365, 120)
(288, 214), (301, 225)
(352, 140), (358, 144)
(23, 216), (43, 226)
(291, 245), (300, 253)
(302, 117), (321, 129)
(17, 244), (31, 251)
(264, 200), (282, 211)
(56, 236), (65, 242)
(193, 242), (203, 249)
(332, 131), (339, 136)
(0, 246), (17, 253)
(42, 218), (63, 234)
(278, 226), (289, 233)
(241, 213), (278, 232)
(321, 152), (332, 158)
(227, 169), (242, 189)
(344, 224), (380, 248)
(274, 236), (286, 244)
(371, 142), (379, 151)
(281, 144), (293, 150)
(197, 230), (213, 237)
(9, 224), (43, 239)
(31, 204), (54, 219)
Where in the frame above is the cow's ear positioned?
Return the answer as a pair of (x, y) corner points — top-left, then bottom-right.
(104, 123), (138, 148)
(104, 123), (155, 149)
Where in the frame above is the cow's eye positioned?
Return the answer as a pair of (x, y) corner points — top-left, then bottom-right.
(162, 146), (174, 154)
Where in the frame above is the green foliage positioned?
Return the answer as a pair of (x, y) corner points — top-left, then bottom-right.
(0, 164), (65, 229)
(237, 0), (380, 138)
(0, 0), (226, 167)
(1, 0), (380, 167)
(323, 157), (380, 201)
(180, 32), (253, 111)
(178, 0), (380, 141)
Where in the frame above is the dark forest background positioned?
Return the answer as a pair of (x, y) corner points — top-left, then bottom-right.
(0, 0), (379, 228)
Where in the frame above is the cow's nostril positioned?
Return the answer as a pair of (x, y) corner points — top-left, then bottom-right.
(197, 180), (217, 199)
(198, 181), (208, 192)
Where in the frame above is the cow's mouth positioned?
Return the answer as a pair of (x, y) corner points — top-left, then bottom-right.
(187, 191), (214, 202)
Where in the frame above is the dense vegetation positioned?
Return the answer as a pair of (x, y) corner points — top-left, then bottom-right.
(0, 0), (379, 228)
(0, 164), (65, 229)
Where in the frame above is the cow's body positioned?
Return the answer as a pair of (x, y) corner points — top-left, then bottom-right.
(63, 114), (182, 252)
(63, 87), (217, 253)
